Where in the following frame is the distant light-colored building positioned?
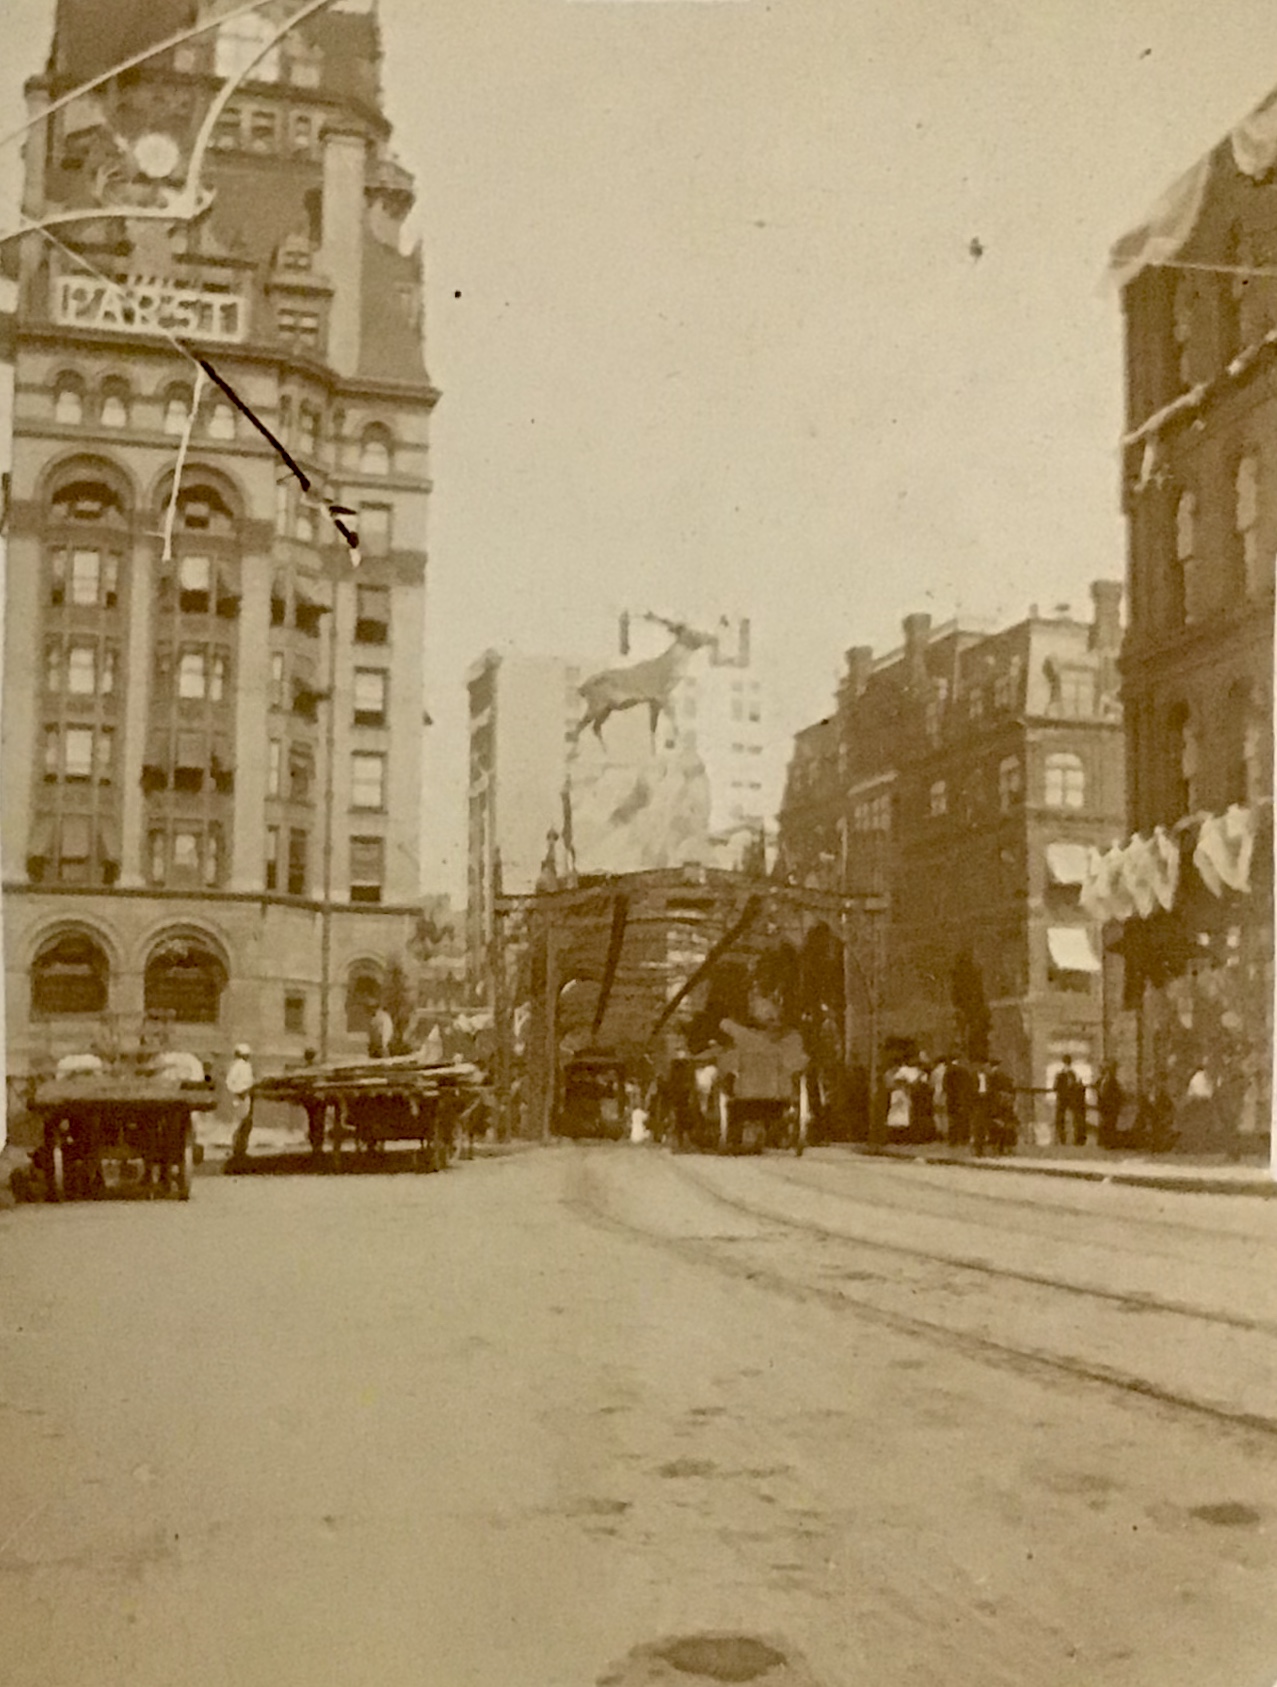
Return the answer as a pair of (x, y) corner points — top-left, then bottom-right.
(466, 649), (584, 970)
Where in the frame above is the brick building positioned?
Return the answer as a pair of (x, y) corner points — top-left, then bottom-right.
(778, 588), (1131, 1110)
(1109, 83), (1275, 1136)
(1, 0), (436, 1078)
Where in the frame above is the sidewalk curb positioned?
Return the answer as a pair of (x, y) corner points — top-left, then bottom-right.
(850, 1145), (1277, 1197)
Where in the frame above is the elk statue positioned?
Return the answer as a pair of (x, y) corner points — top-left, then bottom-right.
(572, 614), (717, 746)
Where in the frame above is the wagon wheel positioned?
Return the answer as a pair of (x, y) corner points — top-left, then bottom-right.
(174, 1123), (194, 1201)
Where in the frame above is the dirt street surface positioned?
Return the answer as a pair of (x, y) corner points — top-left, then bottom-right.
(3, 1143), (1277, 1687)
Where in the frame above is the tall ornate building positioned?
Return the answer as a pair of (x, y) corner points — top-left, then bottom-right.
(1, 0), (436, 1073)
(1110, 84), (1275, 1138)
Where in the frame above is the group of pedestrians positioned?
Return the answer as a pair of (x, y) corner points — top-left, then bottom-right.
(1052, 1056), (1134, 1150)
(883, 1053), (1019, 1156)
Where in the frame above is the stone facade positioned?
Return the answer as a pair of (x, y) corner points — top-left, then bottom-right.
(2, 1), (437, 1077)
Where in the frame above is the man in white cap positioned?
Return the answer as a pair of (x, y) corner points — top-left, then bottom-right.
(226, 1043), (256, 1166)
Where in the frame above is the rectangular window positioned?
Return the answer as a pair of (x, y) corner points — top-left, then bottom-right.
(265, 825), (279, 891)
(179, 553), (211, 611)
(289, 744), (313, 803)
(351, 752), (386, 810)
(929, 779), (947, 818)
(270, 651), (286, 708)
(101, 647), (116, 695)
(148, 830), (166, 883)
(211, 106), (241, 150)
(284, 990), (306, 1034)
(172, 830), (200, 877)
(287, 828), (308, 896)
(350, 835), (385, 903)
(267, 738), (282, 798)
(290, 113), (314, 152)
(178, 650), (207, 699)
(70, 549), (100, 606)
(248, 109), (277, 152)
(64, 726), (94, 780)
(275, 482), (290, 535)
(298, 407), (318, 455)
(204, 826), (222, 888)
(355, 585), (390, 644)
(58, 814), (92, 884)
(95, 727), (113, 782)
(358, 503), (392, 559)
(44, 726), (59, 779)
(210, 652), (227, 702)
(353, 668), (388, 726)
(998, 755), (1022, 813)
(66, 644), (96, 694)
(103, 555), (118, 608)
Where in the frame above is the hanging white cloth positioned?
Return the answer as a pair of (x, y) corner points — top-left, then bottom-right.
(1119, 833), (1159, 919)
(1103, 843), (1137, 921)
(1151, 826), (1181, 912)
(1079, 846), (1112, 923)
(1194, 804), (1256, 896)
(1232, 94), (1277, 179)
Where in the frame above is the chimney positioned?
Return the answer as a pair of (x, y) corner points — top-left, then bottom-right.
(902, 611), (931, 689)
(844, 645), (873, 700)
(619, 611), (630, 655)
(319, 121), (368, 378)
(738, 617), (751, 667)
(1089, 580), (1123, 652)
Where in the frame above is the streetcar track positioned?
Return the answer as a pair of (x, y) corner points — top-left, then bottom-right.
(674, 1158), (1277, 1340)
(563, 1153), (1277, 1445)
(775, 1150), (1273, 1243)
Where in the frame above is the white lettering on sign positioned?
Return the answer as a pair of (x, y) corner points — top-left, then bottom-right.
(53, 275), (247, 344)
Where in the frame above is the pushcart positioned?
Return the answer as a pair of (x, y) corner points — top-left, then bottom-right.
(29, 1074), (217, 1202)
(252, 1054), (485, 1173)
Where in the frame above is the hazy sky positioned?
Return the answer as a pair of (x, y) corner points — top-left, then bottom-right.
(2, 0), (1276, 898)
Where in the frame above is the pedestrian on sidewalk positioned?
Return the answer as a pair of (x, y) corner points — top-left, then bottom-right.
(226, 1043), (255, 1166)
(1096, 1062), (1124, 1150)
(1053, 1056), (1086, 1146)
(945, 1056), (974, 1146)
(987, 1059), (1018, 1154)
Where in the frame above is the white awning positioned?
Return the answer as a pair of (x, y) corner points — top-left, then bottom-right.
(1046, 842), (1088, 885)
(1047, 926), (1101, 974)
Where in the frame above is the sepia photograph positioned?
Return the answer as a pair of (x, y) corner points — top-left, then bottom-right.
(0, 2), (1274, 1683)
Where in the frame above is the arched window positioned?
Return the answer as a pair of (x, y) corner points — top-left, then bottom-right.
(1175, 490), (1198, 623)
(100, 380), (129, 429)
(1167, 703), (1196, 816)
(31, 931), (109, 1018)
(1234, 452), (1261, 596)
(215, 14), (280, 84)
(1044, 752), (1085, 810)
(144, 936), (227, 1025)
(1224, 683), (1264, 807)
(163, 386), (193, 436)
(54, 379), (84, 425)
(359, 425), (392, 476)
(205, 402), (236, 442)
(345, 966), (383, 1036)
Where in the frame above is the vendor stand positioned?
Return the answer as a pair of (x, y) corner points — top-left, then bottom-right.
(252, 1054), (486, 1173)
(29, 1071), (216, 1202)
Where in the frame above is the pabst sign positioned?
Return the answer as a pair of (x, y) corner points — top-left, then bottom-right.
(53, 275), (247, 343)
